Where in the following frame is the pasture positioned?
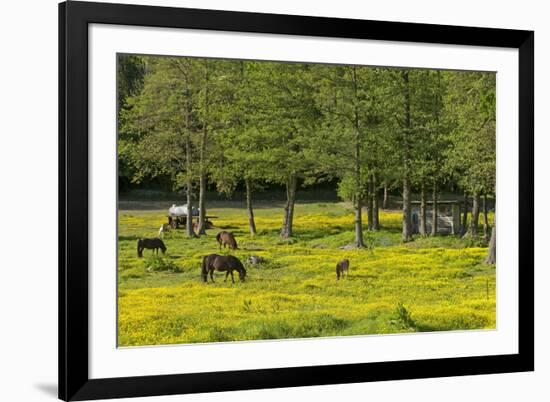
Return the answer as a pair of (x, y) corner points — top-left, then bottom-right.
(117, 202), (495, 347)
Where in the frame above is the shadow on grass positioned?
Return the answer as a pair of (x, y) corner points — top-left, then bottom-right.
(351, 274), (379, 280)
(241, 246), (266, 251)
(118, 235), (140, 241)
(415, 323), (445, 332)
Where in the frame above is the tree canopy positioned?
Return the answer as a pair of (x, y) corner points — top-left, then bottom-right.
(118, 54), (496, 246)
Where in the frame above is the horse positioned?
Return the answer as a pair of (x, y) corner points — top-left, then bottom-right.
(336, 259), (350, 280)
(201, 254), (246, 284)
(137, 238), (167, 257)
(216, 231), (238, 251)
(158, 224), (170, 239)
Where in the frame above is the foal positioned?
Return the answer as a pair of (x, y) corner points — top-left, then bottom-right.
(216, 231), (238, 251)
(158, 224), (170, 239)
(336, 259), (350, 280)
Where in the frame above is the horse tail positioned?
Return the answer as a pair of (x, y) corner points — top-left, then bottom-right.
(228, 234), (238, 250)
(137, 239), (143, 257)
(160, 239), (167, 254)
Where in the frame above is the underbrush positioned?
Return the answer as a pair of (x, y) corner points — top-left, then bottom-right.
(143, 254), (182, 273)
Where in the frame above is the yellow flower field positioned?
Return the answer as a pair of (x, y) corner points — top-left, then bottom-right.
(117, 202), (495, 347)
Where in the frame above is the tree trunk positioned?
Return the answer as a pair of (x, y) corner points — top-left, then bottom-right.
(485, 223), (496, 264)
(467, 192), (480, 237)
(354, 195), (365, 247)
(461, 192), (468, 236)
(483, 194), (489, 241)
(419, 181), (427, 237)
(197, 174), (207, 235)
(372, 174), (379, 231)
(183, 74), (195, 239)
(245, 178), (257, 236)
(351, 66), (365, 247)
(185, 135), (195, 238)
(281, 174), (297, 238)
(402, 70), (412, 243)
(431, 182), (438, 236)
(383, 181), (389, 209)
(402, 176), (412, 242)
(366, 175), (373, 231)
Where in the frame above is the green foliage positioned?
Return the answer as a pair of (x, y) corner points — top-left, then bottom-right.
(117, 54), (496, 248)
(117, 54), (146, 111)
(143, 254), (181, 273)
(389, 302), (416, 331)
(443, 72), (496, 195)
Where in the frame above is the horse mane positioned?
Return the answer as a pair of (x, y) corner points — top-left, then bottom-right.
(227, 255), (246, 274)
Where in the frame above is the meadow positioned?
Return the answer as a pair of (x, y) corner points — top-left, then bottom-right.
(117, 202), (496, 347)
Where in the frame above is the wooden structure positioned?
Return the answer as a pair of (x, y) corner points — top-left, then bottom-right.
(167, 214), (218, 229)
(410, 200), (462, 235)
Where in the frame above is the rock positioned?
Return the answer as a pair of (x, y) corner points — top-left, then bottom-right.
(248, 255), (265, 265)
(339, 244), (358, 250)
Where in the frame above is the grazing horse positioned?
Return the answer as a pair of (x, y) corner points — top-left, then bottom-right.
(216, 231), (238, 251)
(201, 254), (246, 284)
(137, 238), (167, 257)
(336, 259), (350, 280)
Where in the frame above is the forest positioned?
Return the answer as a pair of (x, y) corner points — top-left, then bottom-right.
(118, 54), (495, 253)
(116, 54), (496, 346)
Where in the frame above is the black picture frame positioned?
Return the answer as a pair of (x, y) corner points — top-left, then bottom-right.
(59, 1), (534, 400)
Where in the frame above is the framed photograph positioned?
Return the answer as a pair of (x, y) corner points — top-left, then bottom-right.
(59, 1), (534, 400)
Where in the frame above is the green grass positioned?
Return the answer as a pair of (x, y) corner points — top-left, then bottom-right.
(117, 202), (496, 347)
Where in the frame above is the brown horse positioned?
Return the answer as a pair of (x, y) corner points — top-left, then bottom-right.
(137, 238), (167, 257)
(336, 259), (349, 280)
(216, 231), (238, 251)
(201, 254), (246, 283)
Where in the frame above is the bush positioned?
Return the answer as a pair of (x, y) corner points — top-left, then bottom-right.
(144, 255), (181, 273)
(389, 302), (416, 331)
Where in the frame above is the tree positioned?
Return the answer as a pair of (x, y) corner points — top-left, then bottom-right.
(119, 57), (203, 238)
(485, 224), (496, 264)
(195, 59), (211, 235)
(444, 71), (496, 239)
(255, 62), (320, 238)
(398, 69), (414, 242)
(117, 54), (146, 112)
(409, 70), (449, 237)
(312, 65), (384, 247)
(210, 60), (271, 236)
(380, 68), (452, 242)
